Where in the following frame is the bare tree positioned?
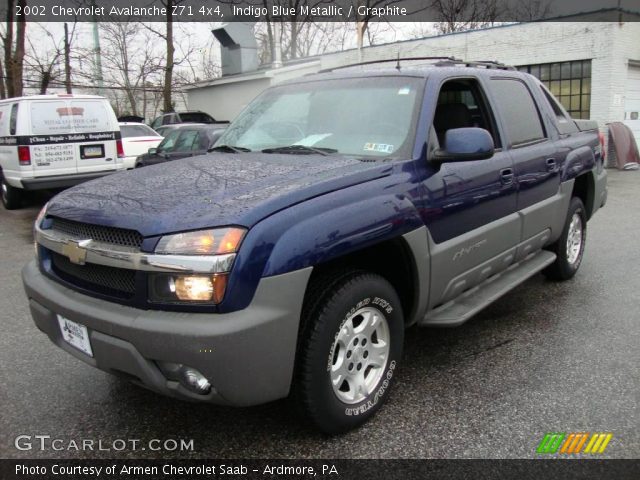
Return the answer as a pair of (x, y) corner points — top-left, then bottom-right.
(2, 0), (27, 98)
(254, 21), (354, 65)
(143, 0), (184, 113)
(430, 0), (505, 34)
(24, 23), (77, 94)
(99, 22), (164, 116)
(510, 0), (552, 21)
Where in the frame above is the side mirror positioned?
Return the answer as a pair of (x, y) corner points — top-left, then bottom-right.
(433, 127), (495, 162)
(148, 147), (157, 155)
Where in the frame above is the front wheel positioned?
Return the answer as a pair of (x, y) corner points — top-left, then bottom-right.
(296, 271), (404, 434)
(543, 197), (587, 280)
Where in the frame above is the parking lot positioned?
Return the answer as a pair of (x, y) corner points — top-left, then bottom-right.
(1, 170), (638, 459)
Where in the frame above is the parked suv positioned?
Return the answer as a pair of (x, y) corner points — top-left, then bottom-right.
(23, 60), (607, 433)
(150, 110), (224, 130)
(0, 94), (123, 209)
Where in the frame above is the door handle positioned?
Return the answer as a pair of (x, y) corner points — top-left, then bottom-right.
(546, 158), (557, 172)
(500, 168), (514, 185)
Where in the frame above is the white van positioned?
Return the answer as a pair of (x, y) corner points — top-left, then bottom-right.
(0, 94), (124, 209)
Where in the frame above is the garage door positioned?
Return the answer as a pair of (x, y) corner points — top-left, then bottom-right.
(624, 64), (640, 147)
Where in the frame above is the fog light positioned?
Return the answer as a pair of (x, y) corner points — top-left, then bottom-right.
(157, 362), (212, 395)
(181, 368), (211, 394)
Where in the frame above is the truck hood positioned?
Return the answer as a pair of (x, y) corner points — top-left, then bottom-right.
(46, 153), (392, 237)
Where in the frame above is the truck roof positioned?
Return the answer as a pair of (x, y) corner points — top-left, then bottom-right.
(278, 62), (530, 87)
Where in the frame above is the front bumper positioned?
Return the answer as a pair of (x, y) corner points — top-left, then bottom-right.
(22, 260), (311, 406)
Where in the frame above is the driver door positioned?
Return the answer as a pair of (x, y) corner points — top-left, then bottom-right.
(419, 76), (519, 308)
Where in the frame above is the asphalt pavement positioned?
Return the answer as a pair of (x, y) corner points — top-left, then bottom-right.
(1, 170), (638, 459)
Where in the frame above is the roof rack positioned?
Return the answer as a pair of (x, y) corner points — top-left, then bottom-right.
(319, 56), (515, 73)
(434, 59), (516, 70)
(318, 56), (462, 73)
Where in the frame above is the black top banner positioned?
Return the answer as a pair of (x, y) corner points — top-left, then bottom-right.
(1, 0), (639, 22)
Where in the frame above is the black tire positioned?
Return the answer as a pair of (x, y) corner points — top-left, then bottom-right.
(296, 270), (404, 434)
(1, 170), (23, 210)
(543, 197), (587, 281)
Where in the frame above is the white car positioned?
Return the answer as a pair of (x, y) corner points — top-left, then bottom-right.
(118, 122), (163, 169)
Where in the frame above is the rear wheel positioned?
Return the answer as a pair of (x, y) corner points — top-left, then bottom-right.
(296, 270), (404, 434)
(1, 171), (23, 210)
(543, 197), (587, 280)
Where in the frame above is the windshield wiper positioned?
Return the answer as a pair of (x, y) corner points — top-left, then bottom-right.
(261, 145), (338, 156)
(208, 145), (252, 153)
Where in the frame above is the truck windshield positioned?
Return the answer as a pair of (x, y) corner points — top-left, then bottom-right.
(215, 76), (424, 159)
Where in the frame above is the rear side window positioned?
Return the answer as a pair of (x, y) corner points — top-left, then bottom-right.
(539, 83), (578, 135)
(490, 79), (546, 146)
(10, 103), (18, 135)
(68, 100), (111, 133)
(179, 112), (214, 123)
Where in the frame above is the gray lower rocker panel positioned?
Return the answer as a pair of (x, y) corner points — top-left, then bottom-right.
(420, 250), (556, 327)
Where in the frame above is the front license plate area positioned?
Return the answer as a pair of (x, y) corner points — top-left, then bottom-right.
(80, 144), (105, 159)
(57, 315), (94, 357)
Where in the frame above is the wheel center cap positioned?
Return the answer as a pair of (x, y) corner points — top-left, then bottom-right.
(353, 346), (363, 363)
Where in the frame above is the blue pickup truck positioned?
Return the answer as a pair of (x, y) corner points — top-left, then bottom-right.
(23, 60), (607, 433)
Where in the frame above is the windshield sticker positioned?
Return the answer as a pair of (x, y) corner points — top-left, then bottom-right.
(397, 87), (411, 95)
(364, 143), (394, 153)
(294, 133), (332, 146)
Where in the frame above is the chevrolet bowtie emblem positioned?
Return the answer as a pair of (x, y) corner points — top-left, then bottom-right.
(62, 239), (91, 265)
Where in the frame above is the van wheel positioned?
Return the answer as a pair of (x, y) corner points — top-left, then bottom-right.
(543, 197), (587, 280)
(296, 270), (403, 434)
(1, 172), (22, 210)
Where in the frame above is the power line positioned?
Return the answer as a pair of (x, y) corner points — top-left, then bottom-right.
(0, 75), (188, 93)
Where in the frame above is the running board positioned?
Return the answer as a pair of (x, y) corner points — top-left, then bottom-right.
(420, 250), (556, 327)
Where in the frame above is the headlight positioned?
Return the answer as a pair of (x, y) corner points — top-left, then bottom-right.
(35, 202), (49, 229)
(149, 273), (228, 304)
(155, 227), (246, 255)
(34, 202), (49, 259)
(151, 227), (246, 304)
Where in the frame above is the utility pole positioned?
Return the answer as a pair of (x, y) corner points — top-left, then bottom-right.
(91, 0), (104, 95)
(64, 23), (72, 93)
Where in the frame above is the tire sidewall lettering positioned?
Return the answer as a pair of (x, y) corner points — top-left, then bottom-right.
(344, 360), (396, 416)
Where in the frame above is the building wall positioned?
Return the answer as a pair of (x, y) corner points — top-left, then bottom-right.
(187, 77), (271, 122)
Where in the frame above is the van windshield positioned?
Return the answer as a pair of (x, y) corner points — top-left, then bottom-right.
(215, 76), (425, 159)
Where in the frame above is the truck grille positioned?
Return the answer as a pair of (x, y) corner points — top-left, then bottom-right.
(51, 252), (136, 298)
(50, 217), (143, 249)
